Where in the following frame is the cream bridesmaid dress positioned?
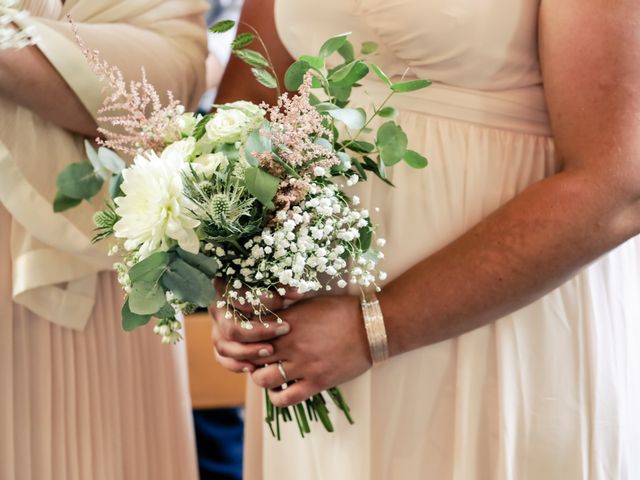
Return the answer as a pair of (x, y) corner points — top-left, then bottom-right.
(243, 1), (640, 479)
(0, 1), (208, 479)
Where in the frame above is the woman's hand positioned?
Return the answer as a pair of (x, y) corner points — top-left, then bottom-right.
(250, 295), (372, 408)
(209, 280), (302, 374)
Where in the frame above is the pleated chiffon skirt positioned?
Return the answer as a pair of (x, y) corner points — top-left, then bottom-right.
(0, 204), (199, 480)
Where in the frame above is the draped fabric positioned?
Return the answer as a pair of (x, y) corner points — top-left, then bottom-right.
(0, 0), (208, 329)
(1, 1), (208, 478)
(242, 1), (640, 479)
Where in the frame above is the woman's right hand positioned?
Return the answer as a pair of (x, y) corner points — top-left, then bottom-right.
(209, 280), (302, 373)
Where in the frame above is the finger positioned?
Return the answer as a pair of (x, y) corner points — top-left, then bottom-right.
(214, 337), (275, 361)
(268, 380), (317, 408)
(214, 348), (256, 374)
(219, 316), (291, 343)
(251, 361), (300, 390)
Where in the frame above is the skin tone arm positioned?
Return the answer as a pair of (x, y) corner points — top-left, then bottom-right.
(0, 44), (97, 136)
(211, 0), (640, 407)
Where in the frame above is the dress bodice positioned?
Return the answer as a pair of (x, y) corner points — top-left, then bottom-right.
(275, 0), (542, 91)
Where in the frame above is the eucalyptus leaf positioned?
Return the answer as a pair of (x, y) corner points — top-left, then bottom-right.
(376, 121), (408, 166)
(328, 108), (366, 130)
(244, 166), (280, 208)
(193, 113), (212, 141)
(56, 162), (104, 200)
(378, 106), (398, 118)
(403, 149), (429, 168)
(314, 137), (333, 150)
(314, 102), (339, 113)
(344, 140), (375, 153)
(352, 159), (367, 180)
(233, 49), (269, 68)
(328, 84), (352, 106)
(319, 32), (350, 58)
(176, 247), (218, 277)
(361, 41), (379, 55)
(122, 298), (152, 331)
(391, 79), (432, 92)
(371, 63), (392, 87)
(129, 281), (167, 315)
(358, 220), (373, 251)
(244, 128), (271, 166)
(85, 140), (108, 180)
(53, 191), (82, 212)
(284, 60), (312, 91)
(251, 68), (278, 89)
(328, 60), (369, 87)
(109, 172), (124, 199)
(209, 20), (235, 33)
(161, 258), (216, 307)
(128, 251), (170, 283)
(231, 32), (255, 49)
(299, 54), (325, 70)
(97, 147), (125, 174)
(337, 40), (355, 62)
(219, 143), (240, 162)
(155, 302), (176, 319)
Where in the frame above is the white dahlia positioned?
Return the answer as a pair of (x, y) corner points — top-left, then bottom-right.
(113, 149), (200, 258)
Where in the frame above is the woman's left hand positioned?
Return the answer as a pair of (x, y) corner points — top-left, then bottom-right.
(251, 295), (372, 407)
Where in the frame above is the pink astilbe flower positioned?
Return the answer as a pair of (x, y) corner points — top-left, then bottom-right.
(257, 72), (339, 176)
(71, 19), (182, 155)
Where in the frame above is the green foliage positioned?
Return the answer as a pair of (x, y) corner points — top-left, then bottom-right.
(328, 60), (369, 87)
(109, 172), (124, 199)
(91, 201), (120, 243)
(53, 191), (82, 212)
(122, 298), (152, 331)
(251, 68), (278, 89)
(376, 121), (408, 166)
(231, 32), (255, 49)
(244, 128), (271, 166)
(244, 166), (280, 208)
(391, 79), (432, 92)
(370, 63), (391, 87)
(56, 162), (104, 200)
(129, 281), (167, 315)
(358, 219), (373, 251)
(234, 49), (269, 68)
(360, 41), (378, 55)
(209, 19), (235, 33)
(128, 251), (170, 283)
(378, 106), (398, 118)
(299, 55), (325, 70)
(327, 108), (366, 130)
(337, 41), (355, 62)
(193, 114), (212, 141)
(161, 257), (216, 307)
(319, 32), (350, 58)
(403, 149), (428, 168)
(284, 60), (312, 91)
(175, 247), (218, 277)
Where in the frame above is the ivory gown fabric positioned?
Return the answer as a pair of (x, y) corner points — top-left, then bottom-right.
(243, 1), (640, 479)
(0, 1), (208, 478)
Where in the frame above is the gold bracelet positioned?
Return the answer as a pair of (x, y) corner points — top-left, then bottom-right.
(360, 291), (389, 364)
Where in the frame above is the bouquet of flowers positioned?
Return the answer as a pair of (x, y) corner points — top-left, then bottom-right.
(55, 20), (430, 438)
(0, 0), (38, 50)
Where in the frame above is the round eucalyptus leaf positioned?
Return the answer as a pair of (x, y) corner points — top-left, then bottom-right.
(56, 162), (104, 200)
(376, 121), (408, 166)
(161, 258), (216, 307)
(244, 166), (280, 208)
(128, 281), (167, 315)
(52, 190), (82, 213)
(370, 63), (392, 87)
(319, 32), (351, 58)
(284, 60), (312, 91)
(128, 251), (170, 283)
(404, 149), (429, 168)
(328, 108), (366, 130)
(176, 247), (218, 277)
(122, 298), (152, 332)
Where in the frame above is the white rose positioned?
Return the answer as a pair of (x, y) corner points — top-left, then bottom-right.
(225, 101), (265, 125)
(161, 137), (196, 162)
(205, 109), (251, 145)
(190, 152), (228, 177)
(175, 113), (200, 137)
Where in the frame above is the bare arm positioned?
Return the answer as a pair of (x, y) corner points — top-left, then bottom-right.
(214, 0), (294, 106)
(0, 45), (97, 136)
(380, 0), (640, 354)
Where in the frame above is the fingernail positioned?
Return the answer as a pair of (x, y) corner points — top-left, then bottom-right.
(275, 324), (290, 336)
(258, 348), (271, 358)
(242, 367), (250, 373)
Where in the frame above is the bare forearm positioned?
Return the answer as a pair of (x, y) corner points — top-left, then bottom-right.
(380, 169), (640, 355)
(0, 45), (97, 136)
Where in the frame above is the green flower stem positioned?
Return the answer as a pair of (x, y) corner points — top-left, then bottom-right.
(239, 21), (282, 98)
(337, 90), (395, 154)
